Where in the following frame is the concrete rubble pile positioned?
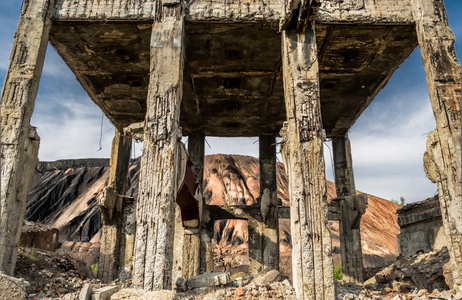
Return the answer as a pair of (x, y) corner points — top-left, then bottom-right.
(338, 247), (462, 300)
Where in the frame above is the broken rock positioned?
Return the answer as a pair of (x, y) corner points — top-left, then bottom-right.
(110, 289), (178, 299)
(79, 283), (93, 300)
(175, 277), (187, 291)
(0, 273), (30, 299)
(92, 285), (119, 300)
(19, 221), (59, 251)
(252, 269), (281, 286)
(187, 272), (230, 288)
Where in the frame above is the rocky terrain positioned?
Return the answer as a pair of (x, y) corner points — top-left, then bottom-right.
(12, 154), (418, 299)
(4, 246), (461, 299)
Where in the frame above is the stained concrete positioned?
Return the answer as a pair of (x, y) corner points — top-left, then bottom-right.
(49, 22), (416, 138)
(398, 196), (447, 257)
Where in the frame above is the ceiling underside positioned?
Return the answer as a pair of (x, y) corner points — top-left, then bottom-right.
(49, 21), (417, 138)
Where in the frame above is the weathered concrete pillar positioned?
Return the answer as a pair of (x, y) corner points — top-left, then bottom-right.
(117, 196), (136, 281)
(259, 134), (279, 270)
(173, 176), (201, 282)
(182, 133), (203, 278)
(248, 215), (264, 275)
(189, 133), (205, 185)
(332, 134), (367, 283)
(413, 0), (462, 293)
(173, 201), (186, 282)
(190, 134), (213, 274)
(280, 23), (335, 299)
(98, 129), (132, 282)
(0, 0), (54, 276)
(0, 127), (40, 275)
(133, 4), (185, 290)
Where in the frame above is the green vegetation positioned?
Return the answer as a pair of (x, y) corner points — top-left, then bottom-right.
(391, 196), (406, 207)
(334, 263), (343, 280)
(91, 264), (98, 272)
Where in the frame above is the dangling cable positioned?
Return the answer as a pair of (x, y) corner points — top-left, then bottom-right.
(97, 113), (103, 151)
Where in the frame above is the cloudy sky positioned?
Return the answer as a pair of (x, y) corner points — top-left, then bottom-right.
(1, 0), (461, 203)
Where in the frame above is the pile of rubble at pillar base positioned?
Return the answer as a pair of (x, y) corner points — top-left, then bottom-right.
(11, 244), (462, 300)
(338, 247), (462, 300)
(173, 269), (297, 299)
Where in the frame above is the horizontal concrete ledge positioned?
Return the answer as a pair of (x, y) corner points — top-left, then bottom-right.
(52, 0), (414, 24)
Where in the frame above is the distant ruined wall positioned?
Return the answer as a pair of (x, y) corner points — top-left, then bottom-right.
(397, 196), (447, 257)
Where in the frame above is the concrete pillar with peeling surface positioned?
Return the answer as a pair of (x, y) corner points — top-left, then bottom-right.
(280, 22), (335, 300)
(259, 134), (279, 271)
(0, 0), (54, 275)
(413, 0), (462, 293)
(185, 133), (204, 278)
(332, 134), (367, 283)
(133, 3), (185, 289)
(98, 129), (132, 282)
(173, 133), (203, 282)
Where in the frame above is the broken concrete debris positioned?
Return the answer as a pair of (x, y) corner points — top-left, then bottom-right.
(0, 272), (31, 300)
(187, 272), (231, 289)
(92, 286), (120, 300)
(397, 196), (447, 257)
(251, 269), (282, 286)
(111, 289), (179, 300)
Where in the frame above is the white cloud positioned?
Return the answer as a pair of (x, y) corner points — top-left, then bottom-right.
(204, 137), (260, 158)
(341, 89), (437, 203)
(31, 96), (115, 161)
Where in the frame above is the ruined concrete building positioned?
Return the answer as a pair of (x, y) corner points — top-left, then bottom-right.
(1, 0), (460, 298)
(398, 196), (447, 257)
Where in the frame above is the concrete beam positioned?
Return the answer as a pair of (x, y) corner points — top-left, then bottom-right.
(51, 0), (413, 24)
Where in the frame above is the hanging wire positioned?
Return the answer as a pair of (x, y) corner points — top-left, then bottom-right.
(89, 20), (108, 40)
(97, 112), (103, 151)
(205, 138), (211, 149)
(252, 138), (259, 144)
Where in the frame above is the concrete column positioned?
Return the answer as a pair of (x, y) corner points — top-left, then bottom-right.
(259, 134), (279, 270)
(189, 133), (205, 184)
(188, 134), (214, 274)
(184, 133), (204, 278)
(413, 0), (462, 292)
(280, 23), (335, 299)
(117, 196), (136, 281)
(133, 6), (185, 290)
(0, 0), (54, 275)
(173, 133), (202, 281)
(332, 134), (366, 283)
(98, 129), (132, 282)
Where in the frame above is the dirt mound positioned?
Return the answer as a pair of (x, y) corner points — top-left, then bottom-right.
(25, 154), (401, 277)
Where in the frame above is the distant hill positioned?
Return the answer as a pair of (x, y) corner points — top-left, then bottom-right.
(26, 154), (401, 275)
